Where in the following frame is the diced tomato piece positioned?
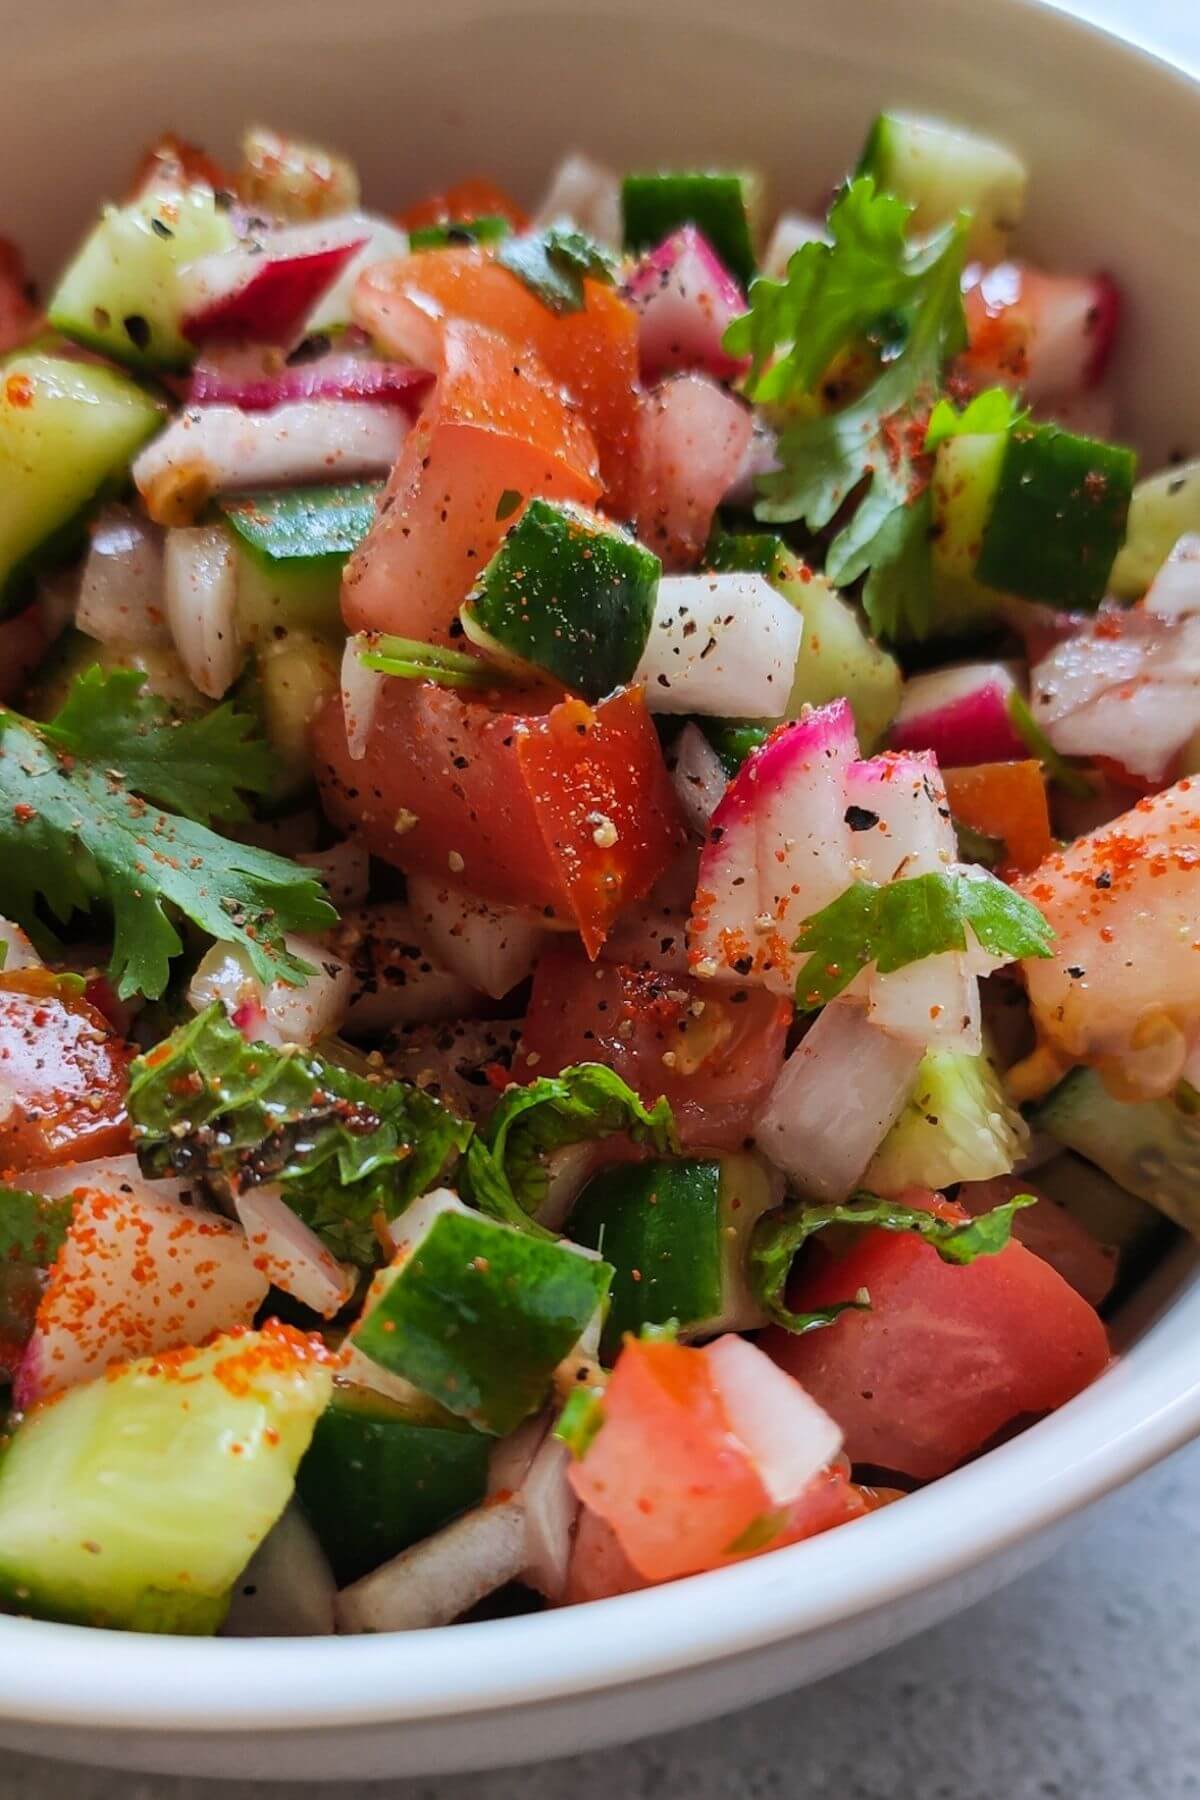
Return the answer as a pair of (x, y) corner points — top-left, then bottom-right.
(943, 760), (1052, 873)
(395, 176), (529, 232)
(355, 248), (640, 515)
(128, 132), (231, 199)
(0, 603), (48, 704)
(341, 320), (600, 643)
(0, 972), (132, 1172)
(518, 942), (790, 1145)
(314, 683), (683, 951)
(764, 1192), (1110, 1481)
(0, 240), (37, 356)
(568, 1336), (861, 1582)
(957, 1173), (1117, 1309)
(564, 1506), (654, 1603)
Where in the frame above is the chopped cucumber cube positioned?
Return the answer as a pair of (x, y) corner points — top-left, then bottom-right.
(460, 498), (659, 701)
(1109, 459), (1200, 600)
(0, 354), (163, 615)
(1032, 1150), (1167, 1261)
(1032, 1067), (1200, 1236)
(220, 482), (382, 643)
(352, 1193), (612, 1436)
(48, 186), (236, 372)
(865, 1049), (1028, 1193)
(568, 1152), (775, 1355)
(857, 111), (1027, 263)
(0, 1327), (332, 1632)
(975, 423), (1135, 608)
(254, 631), (340, 799)
(622, 171), (760, 288)
(296, 1383), (490, 1585)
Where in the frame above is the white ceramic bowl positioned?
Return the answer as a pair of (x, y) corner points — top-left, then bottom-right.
(2, 0), (1200, 1780)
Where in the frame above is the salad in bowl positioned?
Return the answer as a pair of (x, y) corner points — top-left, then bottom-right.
(0, 111), (1190, 1639)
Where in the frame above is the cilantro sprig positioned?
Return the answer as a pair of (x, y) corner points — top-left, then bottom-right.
(497, 225), (616, 315)
(749, 1190), (1038, 1333)
(353, 632), (510, 691)
(0, 676), (333, 1001)
(793, 868), (1053, 1010)
(725, 177), (970, 641)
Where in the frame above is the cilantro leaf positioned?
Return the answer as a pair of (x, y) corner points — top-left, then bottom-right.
(749, 1189), (1038, 1332)
(924, 386), (1028, 449)
(747, 199), (969, 642)
(461, 1062), (678, 1236)
(0, 1185), (73, 1381)
(128, 1005), (471, 1266)
(0, 708), (333, 1002)
(793, 869), (1054, 1010)
(353, 632), (510, 691)
(725, 178), (921, 402)
(497, 226), (617, 315)
(42, 666), (277, 825)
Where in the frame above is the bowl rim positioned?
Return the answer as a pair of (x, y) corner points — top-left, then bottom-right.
(3, 0), (1200, 1739)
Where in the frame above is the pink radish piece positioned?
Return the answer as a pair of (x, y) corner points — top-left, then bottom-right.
(179, 220), (366, 345)
(234, 1185), (353, 1318)
(17, 1186), (267, 1406)
(755, 1001), (922, 1201)
(624, 226), (748, 384)
(689, 698), (858, 994)
(959, 262), (1120, 402)
(188, 349), (432, 413)
(891, 661), (1026, 765)
(634, 374), (754, 570)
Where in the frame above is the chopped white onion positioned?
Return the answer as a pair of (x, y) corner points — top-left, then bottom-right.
(297, 837), (371, 909)
(332, 902), (482, 1033)
(0, 916), (43, 973)
(223, 1504), (337, 1638)
(762, 211), (829, 279)
(335, 1499), (527, 1633)
(1031, 609), (1200, 782)
(488, 1414), (547, 1498)
(76, 505), (168, 648)
(405, 873), (545, 1000)
(1144, 533), (1200, 620)
(634, 572), (801, 716)
(134, 402), (407, 511)
(234, 1183), (353, 1317)
(704, 1334), (842, 1506)
(534, 153), (622, 248)
(341, 633), (384, 761)
(520, 1429), (578, 1602)
(188, 934), (352, 1047)
(163, 522), (243, 699)
(669, 723), (728, 834)
(754, 1002), (922, 1203)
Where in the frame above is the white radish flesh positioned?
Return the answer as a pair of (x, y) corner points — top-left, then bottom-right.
(223, 1504), (337, 1638)
(754, 1002), (922, 1202)
(634, 375), (754, 569)
(307, 215), (411, 332)
(533, 154), (621, 248)
(634, 572), (801, 717)
(1030, 610), (1200, 782)
(163, 523), (243, 699)
(234, 1184), (354, 1318)
(405, 873), (545, 1000)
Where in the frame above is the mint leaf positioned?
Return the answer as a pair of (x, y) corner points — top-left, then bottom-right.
(43, 666), (277, 825)
(924, 386), (1028, 450)
(747, 198), (969, 643)
(0, 707), (333, 1001)
(497, 225), (616, 315)
(464, 1062), (679, 1226)
(128, 1005), (471, 1265)
(725, 178), (920, 402)
(353, 632), (509, 691)
(749, 1190), (1037, 1332)
(793, 869), (1053, 1010)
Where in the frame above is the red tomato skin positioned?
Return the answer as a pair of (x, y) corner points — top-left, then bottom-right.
(518, 942), (790, 1147)
(341, 321), (601, 645)
(563, 1506), (654, 1604)
(764, 1201), (1110, 1481)
(313, 683), (683, 947)
(0, 973), (132, 1172)
(395, 177), (529, 232)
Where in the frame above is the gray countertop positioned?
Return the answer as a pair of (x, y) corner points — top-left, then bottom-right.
(8, 3), (1200, 1796)
(4, 1440), (1199, 1799)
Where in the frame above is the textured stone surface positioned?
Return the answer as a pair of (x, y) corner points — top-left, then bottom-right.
(4, 1438), (1199, 1800)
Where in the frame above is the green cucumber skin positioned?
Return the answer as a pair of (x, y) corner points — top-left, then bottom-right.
(855, 111), (1026, 262)
(1109, 459), (1200, 599)
(1032, 1067), (1200, 1235)
(701, 718), (770, 776)
(353, 1212), (613, 1436)
(975, 425), (1135, 608)
(463, 499), (660, 702)
(219, 483), (383, 568)
(706, 528), (788, 579)
(296, 1386), (489, 1585)
(408, 217), (512, 251)
(570, 1159), (723, 1356)
(621, 172), (758, 288)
